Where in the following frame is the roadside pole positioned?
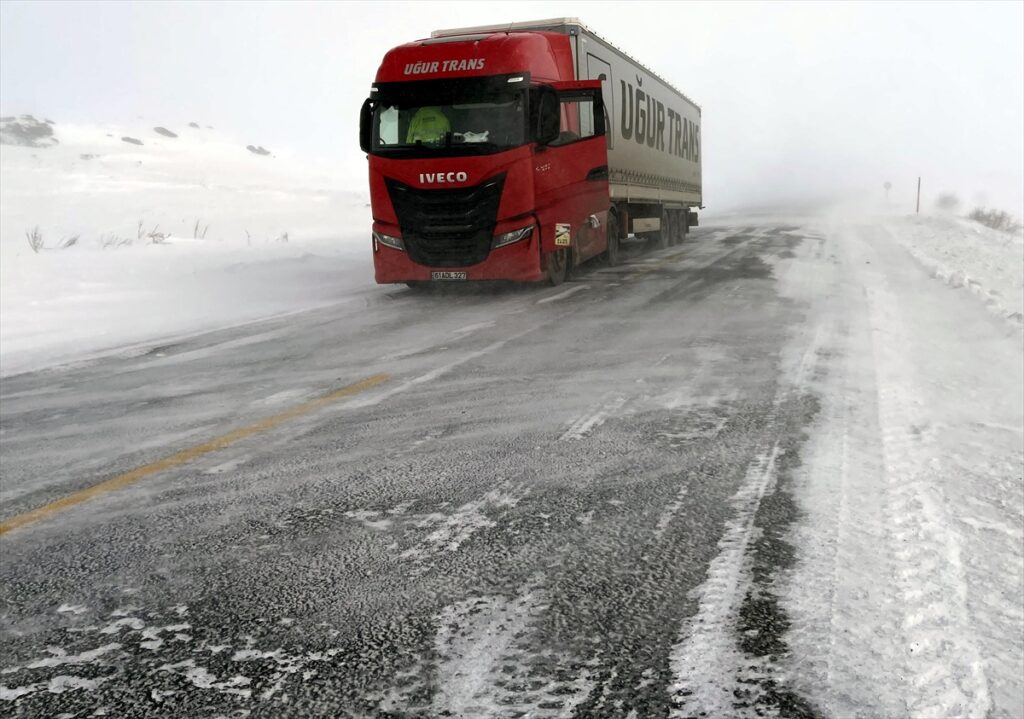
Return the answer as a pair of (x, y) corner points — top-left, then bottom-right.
(916, 177), (921, 214)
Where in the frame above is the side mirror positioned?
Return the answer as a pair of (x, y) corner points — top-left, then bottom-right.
(359, 98), (373, 153)
(536, 87), (560, 145)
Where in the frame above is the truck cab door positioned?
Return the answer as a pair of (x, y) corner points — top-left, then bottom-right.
(532, 81), (610, 264)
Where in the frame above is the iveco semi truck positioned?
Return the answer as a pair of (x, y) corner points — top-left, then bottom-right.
(360, 18), (702, 286)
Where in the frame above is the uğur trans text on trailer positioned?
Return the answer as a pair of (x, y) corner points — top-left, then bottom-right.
(360, 18), (702, 286)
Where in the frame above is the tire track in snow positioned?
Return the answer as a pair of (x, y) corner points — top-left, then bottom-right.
(560, 395), (629, 441)
(865, 279), (992, 718)
(667, 319), (828, 717)
(813, 373), (908, 718)
(782, 223), (1000, 717)
(670, 221), (1008, 717)
(653, 483), (689, 539)
(668, 442), (783, 716)
(374, 579), (595, 718)
(537, 285), (590, 304)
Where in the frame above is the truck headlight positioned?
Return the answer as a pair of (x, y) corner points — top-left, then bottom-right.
(492, 225), (533, 249)
(373, 230), (404, 251)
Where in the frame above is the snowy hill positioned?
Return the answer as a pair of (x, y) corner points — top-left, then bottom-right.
(0, 116), (374, 376)
(0, 115), (367, 249)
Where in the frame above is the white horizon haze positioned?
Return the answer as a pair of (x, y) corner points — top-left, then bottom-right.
(1, 0), (1022, 213)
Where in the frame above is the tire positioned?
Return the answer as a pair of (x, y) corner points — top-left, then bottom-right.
(678, 210), (689, 244)
(546, 248), (568, 286)
(606, 213), (621, 266)
(656, 208), (670, 250)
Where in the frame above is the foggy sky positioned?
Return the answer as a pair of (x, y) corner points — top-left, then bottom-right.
(2, 0), (1022, 213)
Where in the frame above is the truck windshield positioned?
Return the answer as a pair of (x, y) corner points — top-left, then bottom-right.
(371, 74), (529, 157)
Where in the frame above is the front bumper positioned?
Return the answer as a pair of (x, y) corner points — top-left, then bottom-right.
(372, 226), (545, 283)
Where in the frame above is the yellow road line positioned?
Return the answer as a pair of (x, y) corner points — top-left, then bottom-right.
(0, 373), (390, 537)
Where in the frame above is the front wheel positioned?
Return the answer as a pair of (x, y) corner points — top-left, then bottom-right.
(545, 248), (569, 286)
(606, 213), (621, 266)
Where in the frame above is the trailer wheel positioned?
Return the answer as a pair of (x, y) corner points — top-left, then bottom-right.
(546, 248), (568, 286)
(656, 208), (671, 250)
(606, 214), (621, 266)
(671, 213), (688, 246)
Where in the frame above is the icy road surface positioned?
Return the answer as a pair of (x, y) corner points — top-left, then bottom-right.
(1, 219), (1021, 718)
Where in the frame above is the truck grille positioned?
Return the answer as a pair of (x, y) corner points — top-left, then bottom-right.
(385, 174), (505, 267)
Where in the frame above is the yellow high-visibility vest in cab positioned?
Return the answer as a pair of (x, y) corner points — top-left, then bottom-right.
(406, 107), (450, 143)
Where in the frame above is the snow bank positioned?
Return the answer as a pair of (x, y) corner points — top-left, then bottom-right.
(0, 119), (374, 376)
(883, 214), (1024, 325)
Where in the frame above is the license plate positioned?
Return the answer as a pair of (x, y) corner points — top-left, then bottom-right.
(431, 271), (467, 281)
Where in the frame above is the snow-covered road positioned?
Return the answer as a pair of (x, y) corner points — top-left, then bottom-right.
(1, 217), (1021, 718)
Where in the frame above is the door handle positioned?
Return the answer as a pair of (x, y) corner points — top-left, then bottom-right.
(586, 165), (609, 182)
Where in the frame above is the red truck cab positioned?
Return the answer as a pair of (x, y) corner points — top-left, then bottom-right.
(360, 29), (610, 285)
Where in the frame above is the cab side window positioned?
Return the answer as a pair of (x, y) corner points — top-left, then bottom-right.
(377, 105), (399, 145)
(549, 94), (603, 147)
